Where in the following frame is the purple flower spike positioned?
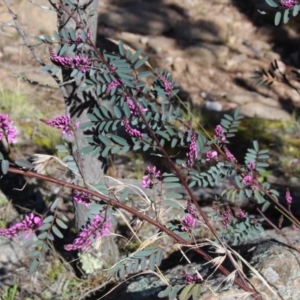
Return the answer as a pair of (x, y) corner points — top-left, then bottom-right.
(125, 97), (148, 116)
(157, 74), (173, 97)
(107, 79), (122, 93)
(222, 207), (231, 228)
(0, 114), (17, 143)
(0, 213), (42, 238)
(181, 214), (196, 231)
(186, 131), (198, 168)
(205, 150), (218, 162)
(242, 175), (253, 186)
(49, 47), (92, 73)
(223, 146), (237, 163)
(214, 125), (226, 142)
(286, 189), (292, 205)
(236, 209), (246, 220)
(279, 0), (298, 8)
(43, 115), (79, 137)
(247, 161), (256, 171)
(187, 201), (199, 220)
(73, 190), (91, 206)
(183, 272), (202, 283)
(64, 215), (111, 251)
(123, 117), (143, 139)
(142, 166), (161, 189)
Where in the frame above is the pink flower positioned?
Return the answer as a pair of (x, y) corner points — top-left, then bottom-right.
(214, 125), (226, 142)
(247, 161), (256, 171)
(49, 47), (92, 73)
(125, 97), (148, 116)
(0, 213), (42, 238)
(186, 131), (198, 168)
(183, 272), (202, 283)
(123, 117), (143, 139)
(107, 79), (122, 93)
(223, 146), (237, 163)
(236, 209), (246, 220)
(222, 207), (231, 227)
(42, 115), (79, 137)
(279, 0), (298, 8)
(187, 201), (199, 220)
(242, 175), (253, 185)
(142, 166), (161, 189)
(286, 189), (292, 205)
(205, 150), (218, 162)
(157, 74), (173, 97)
(73, 190), (91, 206)
(64, 214), (111, 251)
(181, 214), (196, 231)
(0, 114), (17, 143)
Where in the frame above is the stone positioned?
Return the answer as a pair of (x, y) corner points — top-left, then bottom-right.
(146, 36), (177, 54)
(184, 46), (216, 66)
(183, 43), (229, 67)
(99, 3), (181, 35)
(226, 92), (280, 108)
(240, 102), (291, 121)
(173, 17), (228, 44)
(103, 231), (300, 300)
(0, 234), (37, 272)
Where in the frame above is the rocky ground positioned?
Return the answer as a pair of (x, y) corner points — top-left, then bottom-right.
(1, 0), (300, 299)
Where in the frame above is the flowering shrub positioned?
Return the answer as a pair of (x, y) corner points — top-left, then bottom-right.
(0, 1), (300, 299)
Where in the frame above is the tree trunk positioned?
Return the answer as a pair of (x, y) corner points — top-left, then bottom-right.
(57, 0), (119, 267)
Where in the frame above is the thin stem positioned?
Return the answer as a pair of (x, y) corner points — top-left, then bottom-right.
(7, 165), (260, 299)
(257, 207), (300, 253)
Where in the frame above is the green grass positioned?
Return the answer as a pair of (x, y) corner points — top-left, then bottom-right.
(0, 87), (62, 152)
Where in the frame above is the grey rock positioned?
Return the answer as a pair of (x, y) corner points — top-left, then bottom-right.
(0, 234), (37, 271)
(100, 3), (181, 35)
(184, 43), (229, 67)
(227, 92), (280, 108)
(240, 102), (291, 121)
(146, 36), (177, 54)
(104, 233), (300, 300)
(173, 17), (228, 44)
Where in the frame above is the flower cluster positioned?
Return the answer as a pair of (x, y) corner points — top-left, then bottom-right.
(0, 213), (42, 238)
(187, 201), (199, 220)
(0, 113), (17, 143)
(242, 161), (259, 189)
(73, 190), (91, 206)
(49, 47), (92, 73)
(247, 161), (256, 171)
(142, 166), (161, 188)
(183, 272), (202, 283)
(235, 208), (246, 220)
(223, 146), (237, 163)
(286, 189), (292, 205)
(157, 74), (173, 97)
(107, 79), (122, 93)
(181, 214), (196, 231)
(68, 29), (92, 44)
(125, 97), (148, 116)
(279, 0), (298, 8)
(205, 150), (218, 162)
(64, 214), (111, 251)
(242, 175), (253, 185)
(122, 117), (143, 139)
(221, 206), (231, 227)
(186, 131), (198, 168)
(214, 125), (226, 142)
(43, 115), (79, 137)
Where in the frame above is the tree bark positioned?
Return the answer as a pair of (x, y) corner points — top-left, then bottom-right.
(57, 0), (119, 266)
